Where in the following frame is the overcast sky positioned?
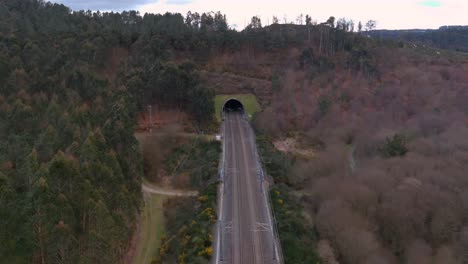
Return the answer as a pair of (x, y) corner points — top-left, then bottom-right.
(52, 0), (468, 30)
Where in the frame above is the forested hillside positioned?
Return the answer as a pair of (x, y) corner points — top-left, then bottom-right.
(370, 26), (468, 52)
(0, 0), (222, 262)
(247, 21), (468, 264)
(0, 1), (145, 263)
(2, 0), (468, 263)
(0, 1), (304, 262)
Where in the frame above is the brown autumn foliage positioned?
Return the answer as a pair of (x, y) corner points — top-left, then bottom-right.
(219, 41), (468, 262)
(296, 54), (467, 261)
(296, 114), (468, 263)
(195, 24), (468, 263)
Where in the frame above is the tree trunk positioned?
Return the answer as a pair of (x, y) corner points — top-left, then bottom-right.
(319, 27), (323, 55)
(35, 221), (46, 264)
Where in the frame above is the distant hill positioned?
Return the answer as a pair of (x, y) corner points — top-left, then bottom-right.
(369, 25), (468, 52)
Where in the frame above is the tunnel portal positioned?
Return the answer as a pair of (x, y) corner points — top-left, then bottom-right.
(223, 98), (245, 113)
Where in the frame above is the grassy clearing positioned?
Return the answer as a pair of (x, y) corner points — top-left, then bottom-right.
(133, 194), (166, 264)
(214, 93), (261, 121)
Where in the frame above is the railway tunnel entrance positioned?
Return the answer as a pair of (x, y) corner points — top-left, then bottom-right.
(222, 98), (244, 113)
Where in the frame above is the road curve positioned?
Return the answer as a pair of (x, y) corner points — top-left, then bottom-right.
(214, 112), (281, 264)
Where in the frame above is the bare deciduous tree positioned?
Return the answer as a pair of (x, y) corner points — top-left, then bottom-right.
(365, 20), (377, 31)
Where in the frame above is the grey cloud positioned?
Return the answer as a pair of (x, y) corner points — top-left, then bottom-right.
(54, 0), (158, 11)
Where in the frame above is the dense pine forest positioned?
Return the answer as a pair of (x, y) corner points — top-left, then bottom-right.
(0, 1), (146, 263)
(0, 0), (224, 262)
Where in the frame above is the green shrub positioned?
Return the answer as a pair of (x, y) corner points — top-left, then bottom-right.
(256, 136), (294, 184)
(271, 185), (321, 264)
(380, 133), (408, 157)
(299, 48), (315, 68)
(339, 91), (351, 110)
(317, 95), (332, 117)
(272, 73), (282, 92)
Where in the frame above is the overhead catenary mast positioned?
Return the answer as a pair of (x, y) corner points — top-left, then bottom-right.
(148, 105), (153, 133)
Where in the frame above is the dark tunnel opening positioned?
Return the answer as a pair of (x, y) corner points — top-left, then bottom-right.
(223, 99), (244, 113)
